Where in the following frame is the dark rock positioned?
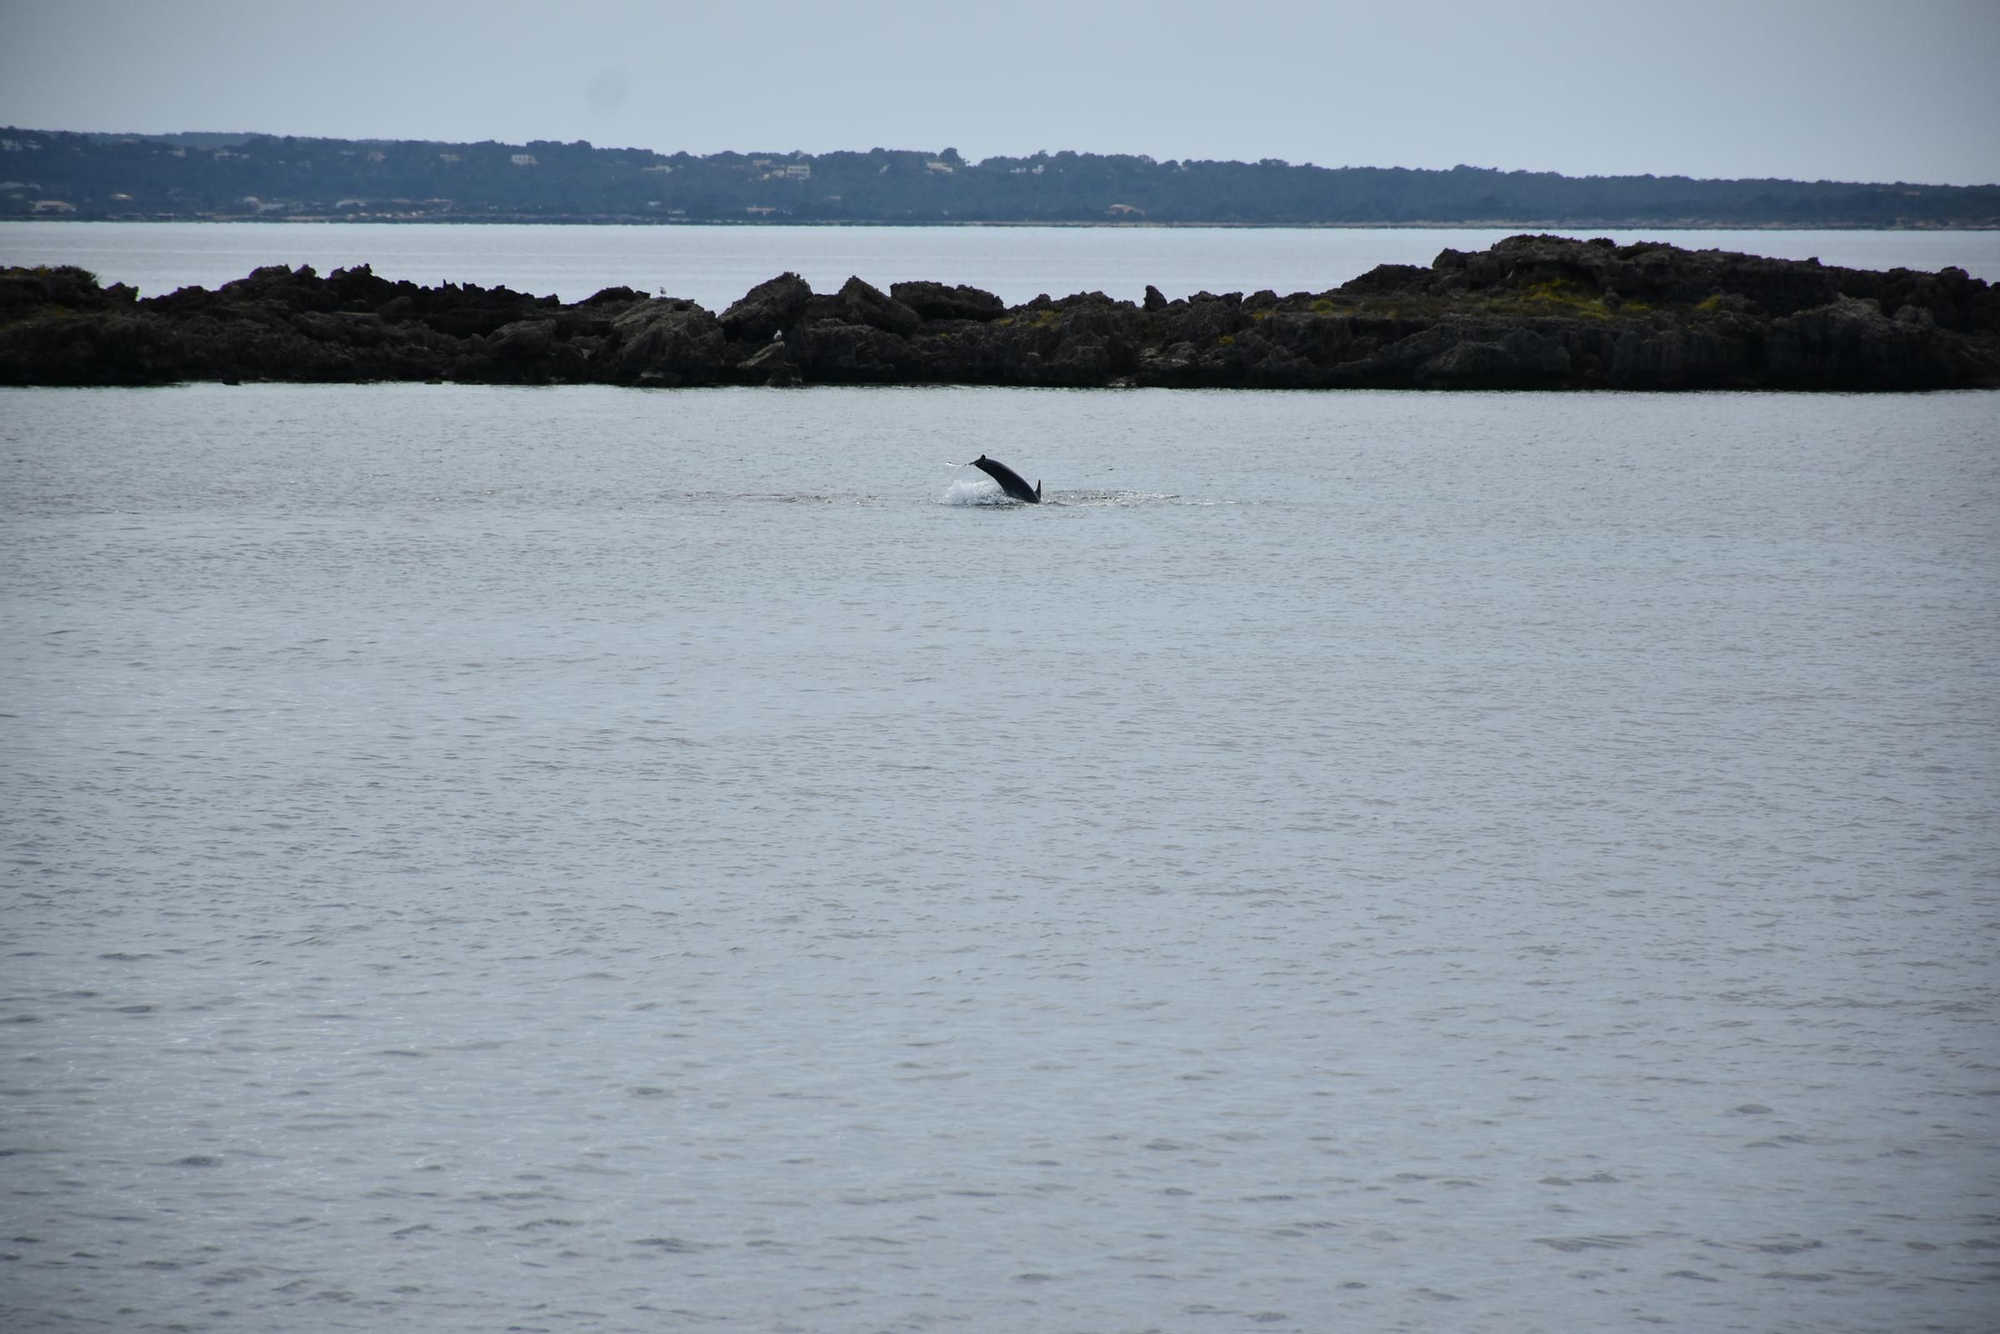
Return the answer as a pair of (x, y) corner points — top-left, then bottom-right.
(0, 264), (130, 318)
(1766, 295), (1950, 389)
(1256, 310), (1360, 367)
(836, 276), (922, 335)
(609, 299), (726, 385)
(3, 237), (1995, 390)
(799, 323), (898, 381)
(1165, 295), (1246, 347)
(890, 280), (1007, 322)
(1047, 337), (1111, 384)
(488, 317), (558, 362)
(1342, 263), (1430, 295)
(1137, 340), (1201, 385)
(735, 338), (801, 387)
(719, 272), (812, 342)
(1055, 290), (1116, 310)
(327, 263), (414, 311)
(1420, 327), (1573, 387)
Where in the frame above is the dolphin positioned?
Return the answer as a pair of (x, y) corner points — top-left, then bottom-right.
(969, 454), (1042, 504)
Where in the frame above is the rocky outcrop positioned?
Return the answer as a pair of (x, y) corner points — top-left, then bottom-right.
(718, 271), (811, 343)
(889, 281), (1007, 323)
(836, 276), (922, 336)
(3, 236), (1996, 390)
(609, 299), (727, 385)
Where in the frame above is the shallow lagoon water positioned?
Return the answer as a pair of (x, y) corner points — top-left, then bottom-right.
(2, 383), (1997, 1333)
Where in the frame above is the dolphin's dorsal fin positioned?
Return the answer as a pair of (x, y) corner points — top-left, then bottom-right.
(1036, 480), (1043, 501)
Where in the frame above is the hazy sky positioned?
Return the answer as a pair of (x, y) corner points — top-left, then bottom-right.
(4, 0), (1997, 184)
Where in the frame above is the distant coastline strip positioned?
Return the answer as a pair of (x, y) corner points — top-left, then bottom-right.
(4, 129), (1997, 229)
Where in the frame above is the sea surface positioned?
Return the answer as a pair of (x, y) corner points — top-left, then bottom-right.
(2, 379), (1997, 1334)
(3, 220), (2000, 308)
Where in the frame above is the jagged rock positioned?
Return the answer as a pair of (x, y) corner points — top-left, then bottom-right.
(1244, 341), (1322, 388)
(288, 309), (404, 351)
(327, 263), (414, 311)
(1165, 295), (1246, 347)
(488, 317), (558, 362)
(800, 320), (930, 382)
(1342, 263), (1429, 295)
(1050, 300), (1140, 377)
(890, 280), (1006, 322)
(1766, 295), (1949, 389)
(735, 338), (801, 386)
(581, 285), (646, 306)
(0, 264), (133, 317)
(401, 280), (557, 339)
(1046, 336), (1111, 385)
(290, 310), (352, 343)
(609, 299), (726, 384)
(2, 237), (1995, 390)
(720, 272), (812, 342)
(836, 276), (922, 335)
(1608, 323), (1749, 388)
(1256, 311), (1360, 366)
(1420, 327), (1573, 387)
(1139, 340), (1201, 385)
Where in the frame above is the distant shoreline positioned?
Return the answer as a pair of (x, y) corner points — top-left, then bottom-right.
(8, 217), (1999, 232)
(9, 130), (1996, 230)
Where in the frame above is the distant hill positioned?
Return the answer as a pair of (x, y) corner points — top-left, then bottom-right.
(79, 130), (262, 151)
(4, 128), (1996, 228)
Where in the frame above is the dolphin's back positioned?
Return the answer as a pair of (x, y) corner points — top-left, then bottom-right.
(971, 455), (1041, 504)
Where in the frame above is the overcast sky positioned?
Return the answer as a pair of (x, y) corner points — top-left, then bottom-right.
(3, 0), (1997, 184)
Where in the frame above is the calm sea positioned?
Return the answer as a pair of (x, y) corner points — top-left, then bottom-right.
(3, 220), (2000, 306)
(3, 224), (1999, 1334)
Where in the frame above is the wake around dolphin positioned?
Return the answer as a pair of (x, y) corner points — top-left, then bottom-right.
(967, 454), (1042, 504)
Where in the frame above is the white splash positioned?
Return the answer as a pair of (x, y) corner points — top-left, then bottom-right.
(942, 477), (1013, 506)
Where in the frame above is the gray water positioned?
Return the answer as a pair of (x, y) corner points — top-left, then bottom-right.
(5, 221), (2000, 306)
(3, 383), (1998, 1334)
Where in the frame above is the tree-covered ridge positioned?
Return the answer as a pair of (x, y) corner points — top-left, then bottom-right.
(4, 128), (1996, 227)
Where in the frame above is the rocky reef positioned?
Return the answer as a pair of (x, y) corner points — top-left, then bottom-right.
(3, 235), (1996, 390)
